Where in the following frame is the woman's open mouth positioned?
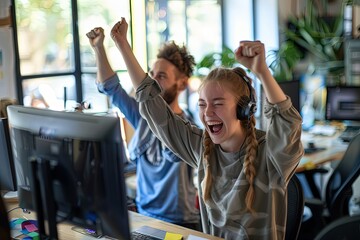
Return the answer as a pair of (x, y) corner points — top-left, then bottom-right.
(207, 121), (223, 134)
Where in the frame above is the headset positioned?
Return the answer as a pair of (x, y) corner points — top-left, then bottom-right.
(234, 71), (257, 120)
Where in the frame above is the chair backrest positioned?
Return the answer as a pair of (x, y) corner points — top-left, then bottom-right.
(326, 133), (360, 220)
(314, 214), (360, 240)
(285, 174), (304, 240)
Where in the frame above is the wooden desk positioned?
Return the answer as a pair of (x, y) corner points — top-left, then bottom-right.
(5, 201), (222, 240)
(296, 131), (348, 172)
(129, 212), (223, 240)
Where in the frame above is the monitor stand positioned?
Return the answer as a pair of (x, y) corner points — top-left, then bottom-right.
(30, 157), (59, 239)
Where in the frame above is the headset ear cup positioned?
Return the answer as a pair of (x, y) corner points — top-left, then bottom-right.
(237, 100), (256, 120)
(250, 103), (257, 116)
(233, 70), (257, 120)
(237, 102), (249, 120)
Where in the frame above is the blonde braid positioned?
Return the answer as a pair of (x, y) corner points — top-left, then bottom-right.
(242, 115), (258, 213)
(202, 130), (213, 203)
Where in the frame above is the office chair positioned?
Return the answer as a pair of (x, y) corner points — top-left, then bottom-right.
(314, 214), (360, 240)
(285, 174), (304, 240)
(298, 133), (360, 239)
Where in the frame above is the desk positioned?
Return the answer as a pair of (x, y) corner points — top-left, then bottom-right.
(5, 201), (222, 240)
(296, 131), (348, 172)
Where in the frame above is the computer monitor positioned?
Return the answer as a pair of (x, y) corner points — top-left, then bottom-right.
(7, 105), (130, 239)
(0, 118), (17, 194)
(278, 80), (300, 112)
(325, 86), (360, 122)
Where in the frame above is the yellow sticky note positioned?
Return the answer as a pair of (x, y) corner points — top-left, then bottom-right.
(164, 232), (183, 240)
(304, 161), (316, 170)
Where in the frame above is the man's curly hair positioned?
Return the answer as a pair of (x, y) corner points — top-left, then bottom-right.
(157, 41), (195, 78)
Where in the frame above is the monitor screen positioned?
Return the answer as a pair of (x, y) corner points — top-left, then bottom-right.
(325, 86), (360, 121)
(7, 105), (130, 239)
(0, 118), (17, 192)
(278, 80), (300, 113)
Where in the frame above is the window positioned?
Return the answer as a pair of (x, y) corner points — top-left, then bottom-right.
(11, 0), (278, 120)
(145, 0), (222, 125)
(11, 0), (131, 112)
(145, 0), (222, 67)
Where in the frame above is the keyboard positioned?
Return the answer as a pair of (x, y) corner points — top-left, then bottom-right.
(131, 226), (167, 240)
(304, 147), (326, 154)
(131, 230), (163, 240)
(71, 225), (167, 239)
(339, 126), (360, 142)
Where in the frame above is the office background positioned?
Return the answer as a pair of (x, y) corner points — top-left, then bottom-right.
(2, 0), (358, 152)
(1, 0), (348, 102)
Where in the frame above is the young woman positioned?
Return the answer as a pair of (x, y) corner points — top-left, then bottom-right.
(110, 17), (304, 240)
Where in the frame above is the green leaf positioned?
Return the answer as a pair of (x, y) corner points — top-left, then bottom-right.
(197, 54), (216, 69)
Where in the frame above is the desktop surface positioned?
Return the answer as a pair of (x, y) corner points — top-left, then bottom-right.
(5, 200), (223, 240)
(297, 127), (349, 172)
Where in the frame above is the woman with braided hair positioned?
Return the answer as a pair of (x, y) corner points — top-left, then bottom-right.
(110, 17), (304, 240)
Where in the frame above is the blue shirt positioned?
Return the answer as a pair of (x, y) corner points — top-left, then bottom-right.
(97, 74), (199, 224)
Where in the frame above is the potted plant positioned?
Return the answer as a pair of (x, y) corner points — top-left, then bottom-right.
(194, 45), (238, 77)
(284, 0), (345, 81)
(267, 41), (303, 82)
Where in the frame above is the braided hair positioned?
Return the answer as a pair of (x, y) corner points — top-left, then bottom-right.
(199, 67), (258, 213)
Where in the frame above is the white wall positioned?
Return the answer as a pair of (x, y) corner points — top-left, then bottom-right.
(0, 0), (16, 99)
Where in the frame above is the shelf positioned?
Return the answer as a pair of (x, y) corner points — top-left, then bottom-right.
(0, 8), (11, 27)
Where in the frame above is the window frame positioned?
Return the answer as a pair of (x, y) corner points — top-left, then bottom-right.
(10, 0), (132, 107)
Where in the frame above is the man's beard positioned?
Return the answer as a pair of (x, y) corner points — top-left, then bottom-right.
(162, 83), (178, 104)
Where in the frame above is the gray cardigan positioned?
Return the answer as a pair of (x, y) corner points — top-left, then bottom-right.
(135, 75), (304, 240)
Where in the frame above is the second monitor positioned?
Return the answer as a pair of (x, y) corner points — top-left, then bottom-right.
(0, 118), (17, 196)
(325, 86), (360, 122)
